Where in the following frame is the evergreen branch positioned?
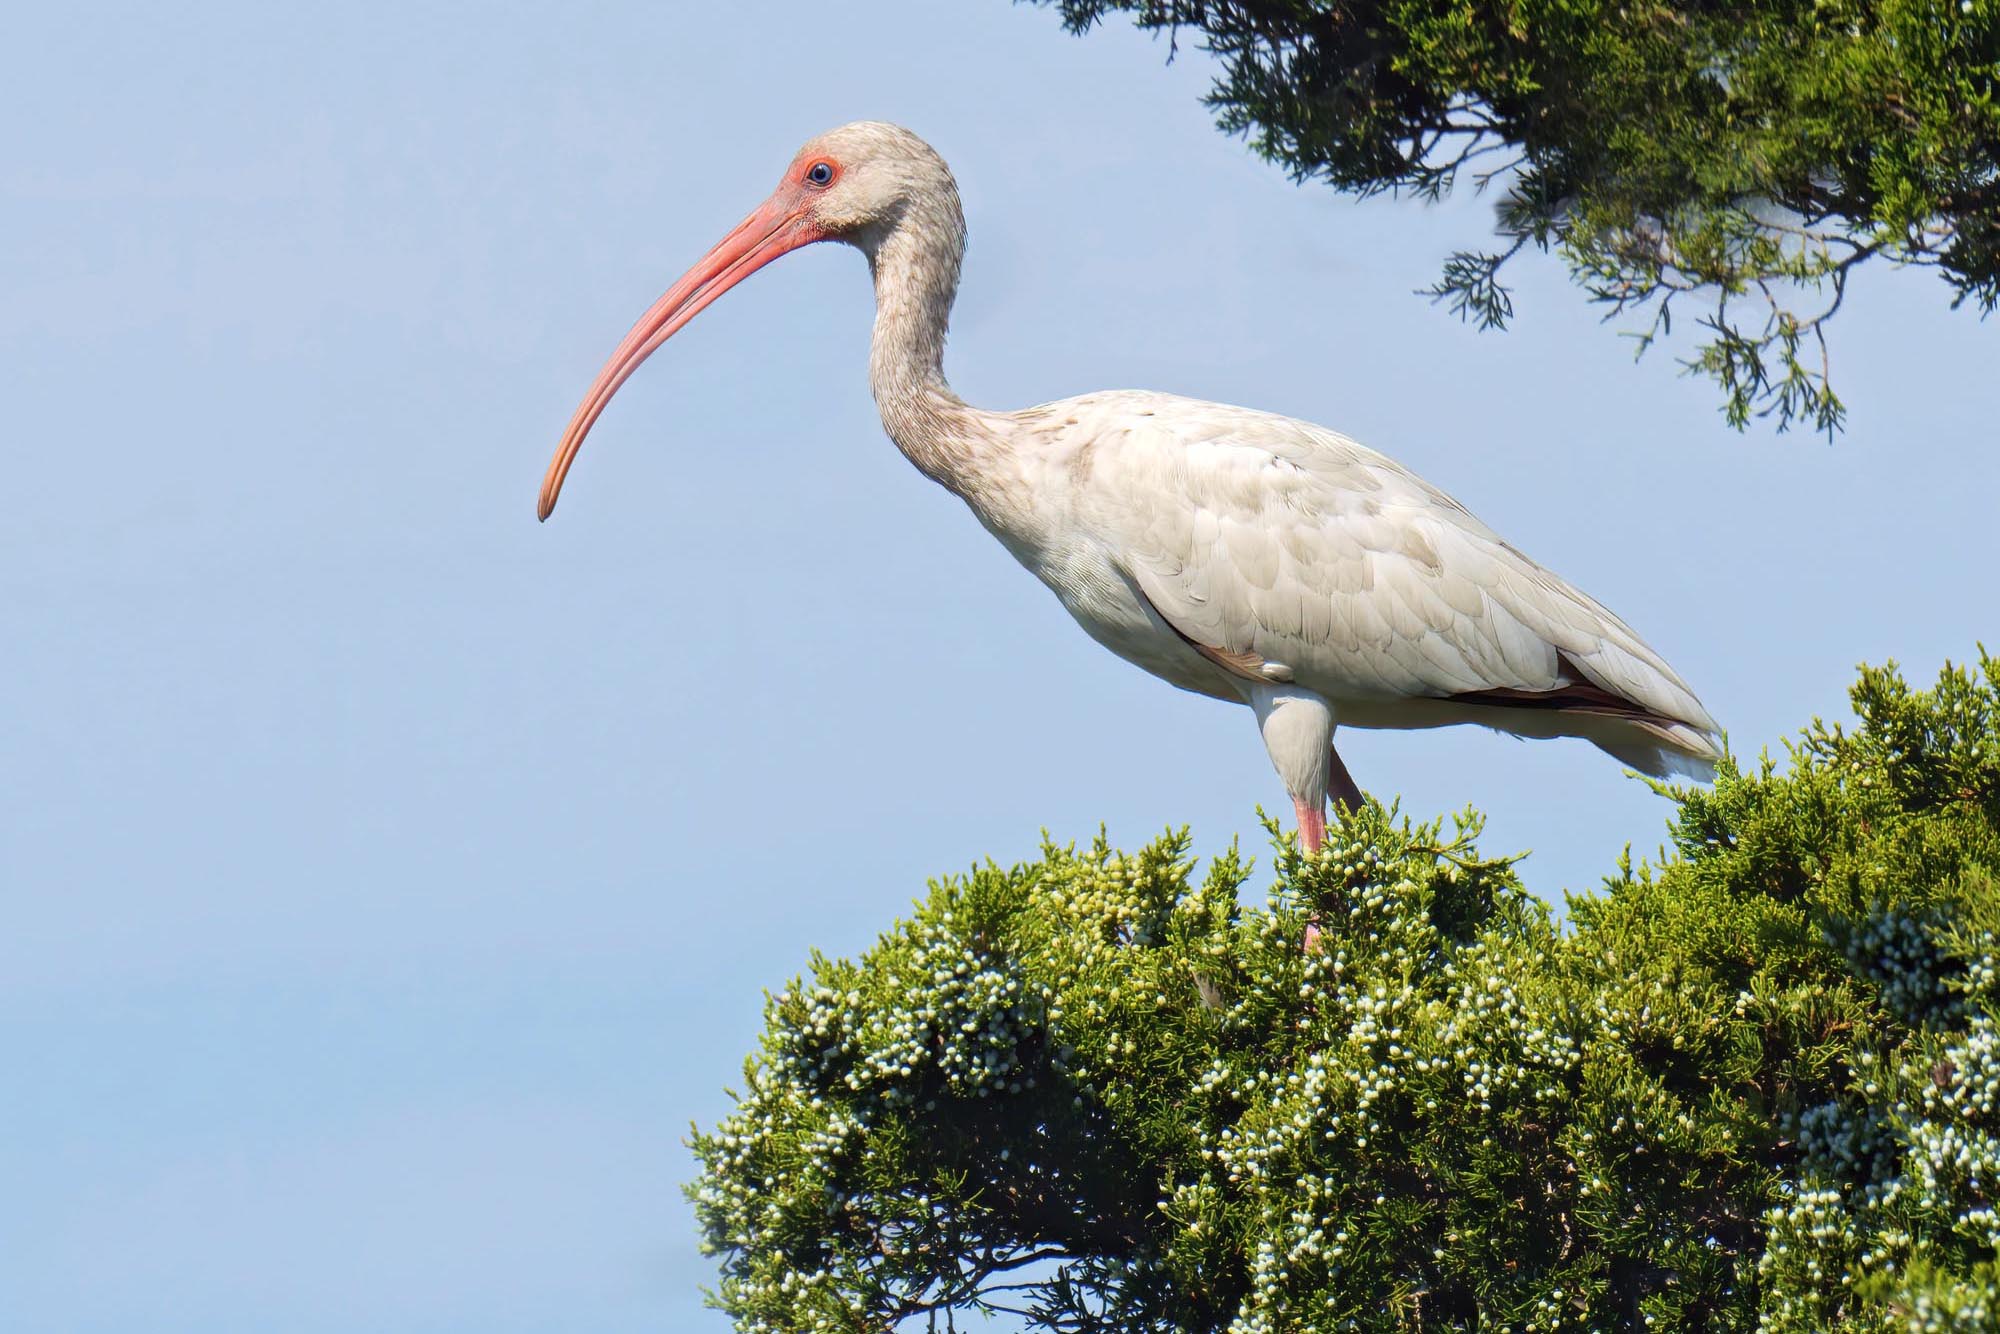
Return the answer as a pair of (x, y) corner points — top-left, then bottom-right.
(1028, 0), (2000, 435)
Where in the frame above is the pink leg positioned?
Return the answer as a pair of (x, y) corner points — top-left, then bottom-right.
(1294, 795), (1327, 953)
(1292, 794), (1326, 851)
(1304, 749), (1366, 952)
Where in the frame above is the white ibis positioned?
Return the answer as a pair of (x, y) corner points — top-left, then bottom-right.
(538, 122), (1721, 850)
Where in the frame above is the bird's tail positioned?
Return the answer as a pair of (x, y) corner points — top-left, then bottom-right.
(1595, 717), (1723, 783)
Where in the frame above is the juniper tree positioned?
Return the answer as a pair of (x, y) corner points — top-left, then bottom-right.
(1025, 0), (2000, 437)
(690, 651), (2000, 1330)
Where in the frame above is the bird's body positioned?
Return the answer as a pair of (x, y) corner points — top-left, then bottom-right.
(539, 122), (1721, 847)
(950, 390), (1715, 754)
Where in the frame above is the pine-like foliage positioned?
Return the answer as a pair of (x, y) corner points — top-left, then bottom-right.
(689, 654), (2000, 1331)
(1029, 0), (2000, 437)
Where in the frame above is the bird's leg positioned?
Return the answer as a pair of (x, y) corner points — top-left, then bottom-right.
(1250, 685), (1334, 846)
(1293, 795), (1326, 852)
(1302, 743), (1383, 952)
(1301, 749), (1368, 946)
(1296, 795), (1328, 954)
(1328, 743), (1364, 815)
(1296, 800), (1328, 956)
(1248, 685), (1338, 952)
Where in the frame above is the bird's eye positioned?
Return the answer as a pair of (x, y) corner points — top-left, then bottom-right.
(805, 161), (835, 187)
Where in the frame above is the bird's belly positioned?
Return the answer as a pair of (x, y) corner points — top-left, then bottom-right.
(1000, 532), (1239, 702)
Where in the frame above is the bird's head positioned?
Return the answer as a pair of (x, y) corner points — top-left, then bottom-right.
(536, 121), (961, 521)
(787, 121), (962, 250)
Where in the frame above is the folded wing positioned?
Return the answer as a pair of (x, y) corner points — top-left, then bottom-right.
(1067, 392), (1720, 771)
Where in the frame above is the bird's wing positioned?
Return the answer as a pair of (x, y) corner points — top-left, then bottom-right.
(1064, 393), (1717, 733)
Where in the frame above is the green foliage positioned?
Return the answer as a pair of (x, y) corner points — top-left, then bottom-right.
(1029, 0), (2000, 436)
(690, 653), (2000, 1331)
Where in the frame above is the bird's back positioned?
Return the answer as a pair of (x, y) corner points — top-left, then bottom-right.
(1004, 390), (1721, 778)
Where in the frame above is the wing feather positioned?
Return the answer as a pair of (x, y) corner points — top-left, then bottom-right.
(1070, 392), (1719, 741)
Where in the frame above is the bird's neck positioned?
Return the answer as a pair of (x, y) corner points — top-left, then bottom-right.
(865, 217), (1005, 501)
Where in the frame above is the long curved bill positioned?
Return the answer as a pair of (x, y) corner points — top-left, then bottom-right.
(537, 195), (821, 521)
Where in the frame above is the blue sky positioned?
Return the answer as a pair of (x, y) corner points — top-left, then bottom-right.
(2, 2), (1993, 1329)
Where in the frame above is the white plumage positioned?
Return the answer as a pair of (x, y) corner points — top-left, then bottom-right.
(538, 122), (1721, 848)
